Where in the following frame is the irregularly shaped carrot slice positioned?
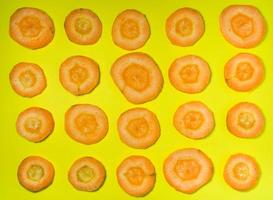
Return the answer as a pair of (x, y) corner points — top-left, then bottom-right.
(65, 104), (108, 145)
(112, 9), (150, 50)
(220, 5), (266, 48)
(224, 153), (260, 191)
(9, 62), (47, 97)
(65, 8), (102, 45)
(16, 107), (54, 142)
(166, 8), (205, 47)
(169, 55), (211, 93)
(164, 148), (213, 193)
(59, 56), (100, 96)
(9, 7), (55, 49)
(173, 101), (214, 139)
(225, 53), (264, 92)
(118, 107), (160, 149)
(111, 52), (163, 104)
(68, 157), (106, 191)
(117, 155), (155, 197)
(226, 102), (264, 138)
(17, 156), (54, 192)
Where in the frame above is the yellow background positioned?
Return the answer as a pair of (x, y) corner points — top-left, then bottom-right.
(1, 0), (273, 199)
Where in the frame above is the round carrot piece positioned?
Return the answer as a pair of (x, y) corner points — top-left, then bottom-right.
(169, 55), (211, 93)
(9, 7), (54, 49)
(118, 107), (160, 149)
(163, 148), (213, 193)
(112, 9), (150, 50)
(226, 102), (264, 138)
(68, 157), (106, 192)
(224, 53), (264, 92)
(224, 153), (260, 191)
(173, 101), (214, 139)
(166, 8), (205, 47)
(59, 56), (100, 96)
(17, 156), (54, 192)
(111, 52), (163, 104)
(117, 155), (155, 197)
(16, 107), (54, 142)
(220, 5), (266, 48)
(65, 104), (108, 145)
(65, 8), (102, 45)
(9, 62), (47, 97)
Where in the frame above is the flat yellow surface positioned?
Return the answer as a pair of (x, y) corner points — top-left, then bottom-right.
(1, 0), (273, 199)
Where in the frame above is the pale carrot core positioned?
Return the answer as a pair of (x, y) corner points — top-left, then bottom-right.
(19, 70), (37, 88)
(231, 14), (253, 38)
(18, 16), (42, 37)
(69, 65), (88, 85)
(174, 159), (201, 180)
(238, 112), (255, 129)
(126, 118), (149, 138)
(27, 165), (44, 181)
(176, 18), (193, 37)
(75, 17), (92, 35)
(236, 62), (254, 81)
(233, 162), (249, 180)
(183, 111), (204, 129)
(75, 113), (97, 134)
(125, 167), (145, 185)
(77, 165), (95, 183)
(120, 19), (140, 39)
(24, 117), (41, 133)
(179, 64), (199, 83)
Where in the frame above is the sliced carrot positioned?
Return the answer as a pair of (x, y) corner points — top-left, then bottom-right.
(166, 8), (205, 47)
(225, 53), (264, 92)
(65, 8), (102, 45)
(220, 5), (266, 48)
(10, 62), (47, 97)
(59, 55), (100, 96)
(169, 55), (211, 93)
(65, 104), (108, 145)
(112, 9), (150, 50)
(226, 102), (264, 138)
(224, 153), (260, 191)
(117, 155), (155, 197)
(9, 7), (54, 49)
(17, 156), (54, 192)
(16, 107), (54, 142)
(173, 101), (214, 139)
(163, 148), (213, 193)
(68, 157), (106, 191)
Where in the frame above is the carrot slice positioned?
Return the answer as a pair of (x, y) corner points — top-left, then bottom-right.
(173, 101), (214, 139)
(17, 156), (54, 192)
(10, 62), (46, 97)
(117, 155), (155, 197)
(220, 5), (266, 48)
(9, 7), (54, 49)
(111, 52), (163, 104)
(112, 9), (150, 50)
(224, 153), (260, 191)
(65, 8), (102, 45)
(118, 107), (160, 149)
(169, 55), (211, 93)
(68, 157), (106, 191)
(166, 8), (205, 46)
(65, 104), (108, 145)
(226, 102), (264, 138)
(224, 53), (264, 92)
(16, 107), (54, 142)
(164, 148), (213, 193)
(59, 56), (100, 96)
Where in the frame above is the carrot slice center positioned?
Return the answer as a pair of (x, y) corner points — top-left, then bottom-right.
(120, 19), (140, 39)
(19, 70), (37, 88)
(236, 62), (254, 81)
(126, 118), (149, 138)
(24, 117), (41, 133)
(176, 18), (193, 37)
(179, 64), (199, 83)
(231, 14), (253, 38)
(18, 16), (42, 37)
(69, 65), (88, 85)
(125, 167), (145, 185)
(238, 112), (255, 129)
(75, 17), (92, 35)
(233, 162), (249, 180)
(77, 165), (95, 183)
(27, 165), (44, 181)
(183, 111), (204, 130)
(75, 113), (97, 134)
(174, 159), (201, 180)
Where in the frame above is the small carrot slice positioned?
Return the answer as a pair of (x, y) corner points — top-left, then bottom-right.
(10, 62), (47, 97)
(112, 9), (150, 50)
(166, 8), (205, 47)
(220, 5), (266, 48)
(169, 55), (211, 93)
(173, 101), (214, 139)
(17, 156), (54, 192)
(16, 107), (54, 142)
(163, 148), (213, 193)
(9, 7), (55, 49)
(65, 8), (102, 45)
(117, 155), (155, 197)
(65, 104), (108, 145)
(226, 102), (264, 138)
(224, 153), (260, 191)
(68, 157), (106, 192)
(224, 53), (264, 92)
(59, 55), (100, 96)
(111, 52), (163, 104)
(118, 107), (160, 149)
